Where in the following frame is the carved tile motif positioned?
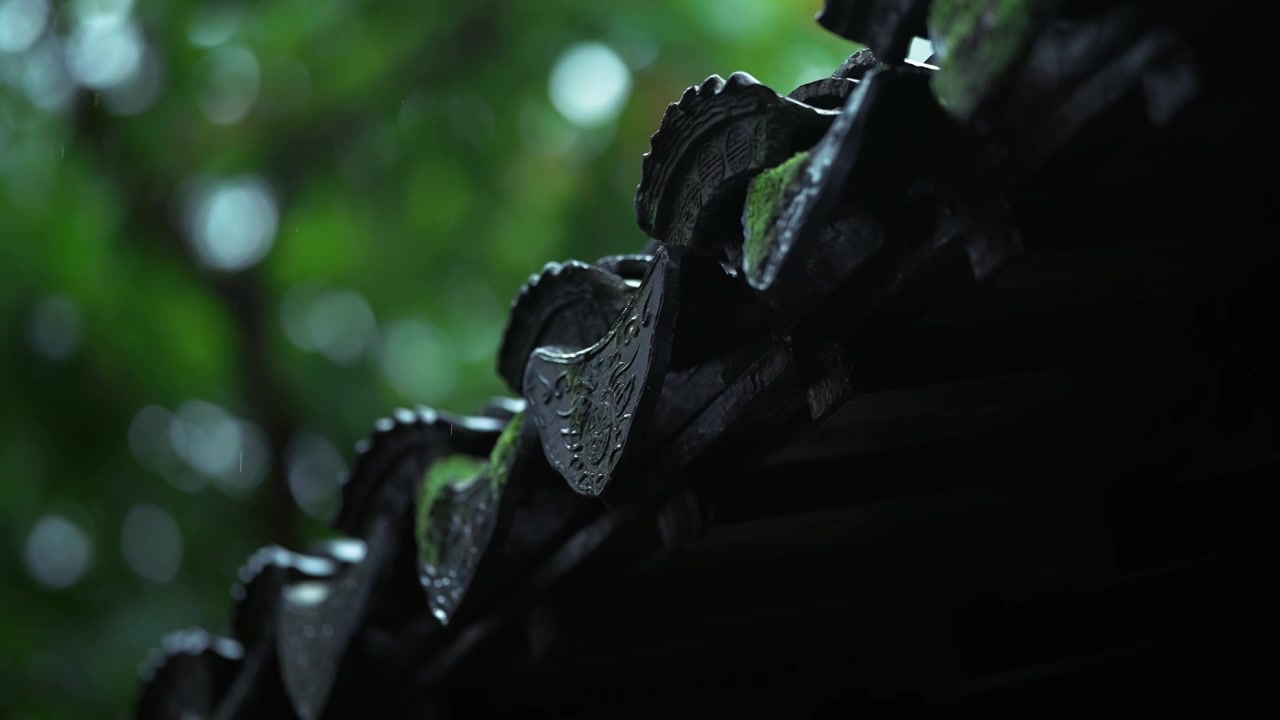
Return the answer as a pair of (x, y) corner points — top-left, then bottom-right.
(525, 259), (663, 496)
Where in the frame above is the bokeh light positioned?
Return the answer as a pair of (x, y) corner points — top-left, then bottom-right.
(304, 289), (377, 365)
(378, 318), (458, 403)
(187, 2), (244, 48)
(128, 405), (181, 476)
(20, 37), (76, 112)
(103, 44), (161, 115)
(165, 400), (270, 496)
(689, 0), (781, 41)
(186, 175), (279, 271)
(285, 432), (345, 519)
(28, 295), (84, 362)
(0, 0), (50, 55)
(120, 504), (183, 583)
(24, 514), (94, 589)
(72, 0), (134, 23)
(548, 41), (632, 128)
(65, 15), (145, 91)
(281, 283), (378, 364)
(168, 400), (241, 477)
(197, 43), (259, 125)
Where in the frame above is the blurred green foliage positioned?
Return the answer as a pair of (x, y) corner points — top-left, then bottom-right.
(0, 0), (856, 716)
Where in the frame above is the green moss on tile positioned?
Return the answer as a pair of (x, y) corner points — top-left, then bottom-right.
(929, 0), (1040, 120)
(487, 411), (524, 493)
(742, 149), (809, 277)
(415, 454), (484, 566)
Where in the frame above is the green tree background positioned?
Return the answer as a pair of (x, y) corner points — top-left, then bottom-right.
(0, 1), (860, 716)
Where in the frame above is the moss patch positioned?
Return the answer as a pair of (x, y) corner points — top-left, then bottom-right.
(929, 0), (1038, 120)
(742, 150), (810, 277)
(413, 412), (526, 567)
(488, 411), (524, 493)
(415, 454), (485, 566)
